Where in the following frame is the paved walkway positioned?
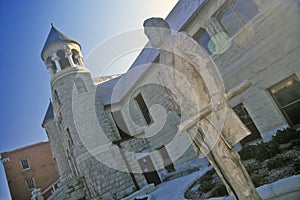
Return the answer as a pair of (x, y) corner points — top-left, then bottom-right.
(150, 166), (211, 200)
(150, 169), (300, 200)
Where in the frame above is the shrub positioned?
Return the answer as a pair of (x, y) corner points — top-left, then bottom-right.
(245, 162), (261, 174)
(210, 185), (228, 197)
(198, 169), (215, 193)
(273, 128), (300, 144)
(251, 173), (266, 187)
(291, 137), (300, 148)
(293, 159), (300, 173)
(200, 181), (214, 193)
(200, 169), (215, 182)
(198, 169), (229, 197)
(254, 141), (280, 161)
(239, 141), (280, 162)
(267, 154), (290, 170)
(239, 145), (257, 160)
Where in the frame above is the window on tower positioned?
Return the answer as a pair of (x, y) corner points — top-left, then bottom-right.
(57, 50), (70, 69)
(72, 49), (80, 65)
(54, 90), (61, 105)
(46, 57), (57, 74)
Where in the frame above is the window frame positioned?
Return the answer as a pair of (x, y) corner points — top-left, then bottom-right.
(193, 29), (213, 55)
(233, 103), (262, 146)
(268, 75), (300, 127)
(218, 0), (258, 36)
(20, 158), (30, 171)
(25, 177), (35, 191)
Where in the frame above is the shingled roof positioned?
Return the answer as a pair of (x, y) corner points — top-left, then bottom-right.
(41, 24), (80, 60)
(42, 101), (54, 127)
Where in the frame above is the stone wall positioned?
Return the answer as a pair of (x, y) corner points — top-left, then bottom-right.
(184, 0), (300, 141)
(109, 64), (200, 183)
(44, 120), (72, 180)
(50, 67), (138, 199)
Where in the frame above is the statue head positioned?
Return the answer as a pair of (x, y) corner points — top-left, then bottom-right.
(143, 17), (171, 48)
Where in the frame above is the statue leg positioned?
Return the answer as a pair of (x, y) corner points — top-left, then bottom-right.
(209, 139), (261, 199)
(190, 127), (261, 199)
(190, 127), (236, 198)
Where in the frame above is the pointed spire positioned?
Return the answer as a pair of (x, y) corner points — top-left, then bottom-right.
(42, 24), (81, 52)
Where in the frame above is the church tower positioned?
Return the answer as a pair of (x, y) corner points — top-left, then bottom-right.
(41, 25), (139, 199)
(41, 24), (96, 198)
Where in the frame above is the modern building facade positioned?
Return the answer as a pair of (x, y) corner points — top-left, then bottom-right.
(1, 142), (59, 200)
(40, 0), (300, 199)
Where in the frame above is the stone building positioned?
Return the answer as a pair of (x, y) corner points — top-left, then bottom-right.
(1, 142), (59, 200)
(40, 0), (300, 199)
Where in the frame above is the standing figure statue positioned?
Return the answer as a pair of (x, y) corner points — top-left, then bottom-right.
(143, 17), (261, 200)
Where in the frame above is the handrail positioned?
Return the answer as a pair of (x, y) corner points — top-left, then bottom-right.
(41, 179), (60, 195)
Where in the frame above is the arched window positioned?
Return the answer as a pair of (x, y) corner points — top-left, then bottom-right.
(71, 49), (80, 65)
(66, 149), (71, 159)
(46, 56), (57, 74)
(57, 50), (70, 69)
(74, 78), (87, 93)
(66, 128), (74, 145)
(54, 90), (61, 105)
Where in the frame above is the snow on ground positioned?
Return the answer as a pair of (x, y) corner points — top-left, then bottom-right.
(150, 166), (211, 200)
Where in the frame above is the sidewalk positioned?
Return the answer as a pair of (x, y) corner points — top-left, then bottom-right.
(150, 169), (300, 200)
(150, 166), (211, 200)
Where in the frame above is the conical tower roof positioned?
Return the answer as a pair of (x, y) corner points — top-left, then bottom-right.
(41, 24), (81, 60)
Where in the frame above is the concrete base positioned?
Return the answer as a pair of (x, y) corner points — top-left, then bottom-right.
(121, 184), (155, 200)
(210, 175), (300, 200)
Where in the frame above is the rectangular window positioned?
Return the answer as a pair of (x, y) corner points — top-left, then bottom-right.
(134, 93), (153, 125)
(25, 177), (35, 191)
(269, 75), (300, 126)
(219, 0), (258, 35)
(111, 111), (133, 140)
(233, 104), (261, 146)
(194, 29), (214, 55)
(20, 158), (30, 170)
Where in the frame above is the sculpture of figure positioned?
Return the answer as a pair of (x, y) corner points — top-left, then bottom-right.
(143, 17), (261, 200)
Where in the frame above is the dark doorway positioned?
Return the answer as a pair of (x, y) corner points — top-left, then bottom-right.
(157, 146), (176, 173)
(138, 155), (161, 186)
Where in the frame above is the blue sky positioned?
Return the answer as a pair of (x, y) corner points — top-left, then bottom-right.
(0, 1), (178, 199)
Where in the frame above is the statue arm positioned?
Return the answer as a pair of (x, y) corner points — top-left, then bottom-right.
(174, 32), (210, 70)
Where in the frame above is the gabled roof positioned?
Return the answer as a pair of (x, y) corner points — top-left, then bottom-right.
(42, 101), (54, 127)
(95, 0), (205, 106)
(41, 24), (80, 59)
(96, 47), (158, 106)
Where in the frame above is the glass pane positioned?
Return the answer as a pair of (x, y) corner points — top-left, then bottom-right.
(220, 7), (243, 35)
(283, 102), (300, 125)
(233, 105), (252, 124)
(21, 159), (29, 169)
(198, 31), (213, 54)
(241, 122), (261, 145)
(234, 0), (258, 23)
(274, 79), (300, 107)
